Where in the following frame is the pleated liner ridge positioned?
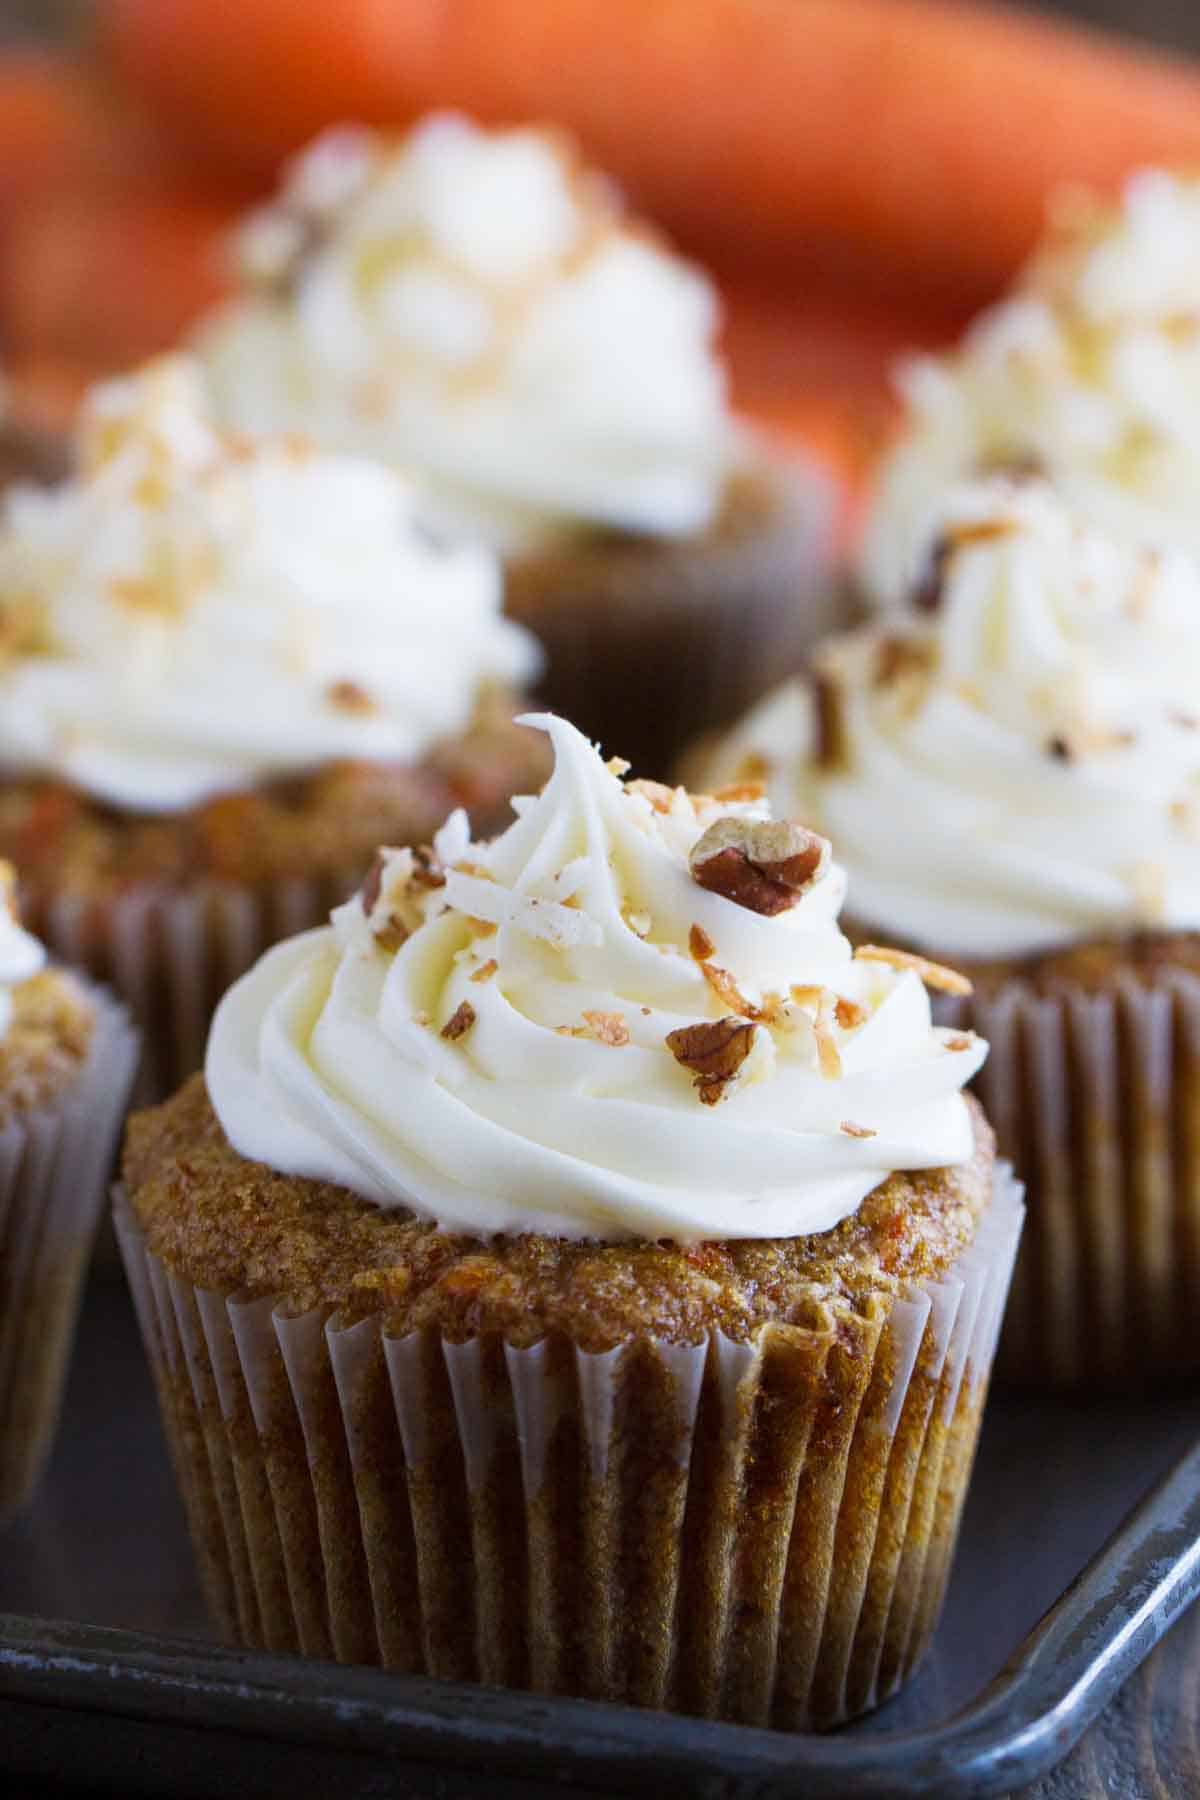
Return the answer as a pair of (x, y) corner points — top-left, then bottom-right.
(30, 873), (358, 1104)
(0, 988), (139, 1520)
(947, 970), (1200, 1389)
(114, 1170), (1022, 1731)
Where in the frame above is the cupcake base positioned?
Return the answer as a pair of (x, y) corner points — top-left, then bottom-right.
(11, 697), (549, 1102)
(938, 941), (1200, 1391)
(114, 1168), (1021, 1730)
(0, 986), (138, 1521)
(504, 452), (839, 775)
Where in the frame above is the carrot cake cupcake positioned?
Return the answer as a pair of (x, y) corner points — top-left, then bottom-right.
(862, 168), (1200, 604)
(697, 474), (1200, 1388)
(0, 861), (137, 1519)
(0, 353), (545, 1095)
(117, 713), (1020, 1728)
(194, 115), (838, 769)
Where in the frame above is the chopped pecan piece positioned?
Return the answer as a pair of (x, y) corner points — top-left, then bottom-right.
(359, 850), (387, 915)
(945, 1034), (974, 1052)
(874, 635), (934, 693)
(855, 944), (972, 996)
(470, 958), (498, 983)
(628, 778), (676, 815)
(834, 996), (866, 1030)
(411, 844), (447, 889)
(948, 518), (1016, 551)
(441, 1001), (477, 1041)
(689, 817), (830, 915)
(840, 1121), (876, 1139)
(812, 666), (847, 770)
(813, 996), (842, 1078)
(689, 923), (715, 961)
(666, 1017), (758, 1105)
(582, 1010), (630, 1047)
(700, 959), (760, 1020)
(328, 679), (375, 713)
(713, 779), (767, 803)
(912, 534), (951, 615)
(790, 984), (823, 1009)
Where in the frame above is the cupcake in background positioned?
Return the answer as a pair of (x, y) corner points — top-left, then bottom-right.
(0, 373), (70, 498)
(117, 712), (1020, 1729)
(0, 860), (137, 1520)
(863, 169), (1200, 605)
(195, 116), (838, 769)
(695, 475), (1200, 1389)
(0, 354), (546, 1096)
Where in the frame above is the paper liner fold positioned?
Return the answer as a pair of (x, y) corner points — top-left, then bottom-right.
(29, 873), (352, 1104)
(946, 968), (1200, 1388)
(0, 987), (138, 1520)
(504, 457), (841, 774)
(115, 1168), (1022, 1730)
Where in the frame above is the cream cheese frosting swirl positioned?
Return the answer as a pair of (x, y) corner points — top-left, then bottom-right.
(0, 863), (46, 1041)
(207, 714), (986, 1243)
(863, 169), (1200, 603)
(0, 355), (538, 814)
(195, 116), (733, 553)
(713, 479), (1200, 958)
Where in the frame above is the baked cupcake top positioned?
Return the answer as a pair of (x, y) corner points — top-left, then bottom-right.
(863, 169), (1200, 601)
(195, 116), (733, 552)
(710, 478), (1200, 959)
(0, 355), (538, 814)
(207, 713), (985, 1244)
(0, 860), (94, 1122)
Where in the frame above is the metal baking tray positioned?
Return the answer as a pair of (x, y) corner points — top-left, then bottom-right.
(1, 1279), (1198, 1798)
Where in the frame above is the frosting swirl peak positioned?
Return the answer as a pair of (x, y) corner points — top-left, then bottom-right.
(713, 478), (1200, 957)
(207, 715), (986, 1242)
(196, 116), (733, 551)
(0, 356), (538, 813)
(863, 169), (1200, 601)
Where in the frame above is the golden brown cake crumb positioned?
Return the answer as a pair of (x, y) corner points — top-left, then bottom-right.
(0, 968), (94, 1124)
(0, 689), (548, 900)
(123, 1078), (994, 1350)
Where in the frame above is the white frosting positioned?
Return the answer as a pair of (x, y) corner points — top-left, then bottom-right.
(206, 714), (985, 1243)
(0, 356), (539, 814)
(863, 170), (1200, 602)
(717, 479), (1200, 958)
(0, 864), (46, 1041)
(196, 116), (733, 553)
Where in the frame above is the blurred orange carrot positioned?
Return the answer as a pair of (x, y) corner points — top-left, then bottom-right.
(0, 51), (247, 212)
(0, 189), (236, 368)
(101, 0), (1200, 307)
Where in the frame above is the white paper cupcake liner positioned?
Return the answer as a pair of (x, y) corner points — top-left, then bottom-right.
(942, 968), (1200, 1389)
(504, 455), (841, 775)
(115, 1167), (1021, 1729)
(0, 985), (139, 1520)
(29, 873), (355, 1105)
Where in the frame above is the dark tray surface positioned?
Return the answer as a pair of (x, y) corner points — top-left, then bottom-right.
(1, 1281), (1197, 1796)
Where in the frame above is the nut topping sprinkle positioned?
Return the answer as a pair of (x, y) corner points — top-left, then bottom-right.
(688, 923), (715, 961)
(582, 1010), (631, 1047)
(689, 817), (830, 916)
(854, 944), (973, 996)
(812, 666), (847, 770)
(840, 1121), (877, 1139)
(327, 679), (375, 713)
(666, 1017), (758, 1105)
(441, 1001), (476, 1041)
